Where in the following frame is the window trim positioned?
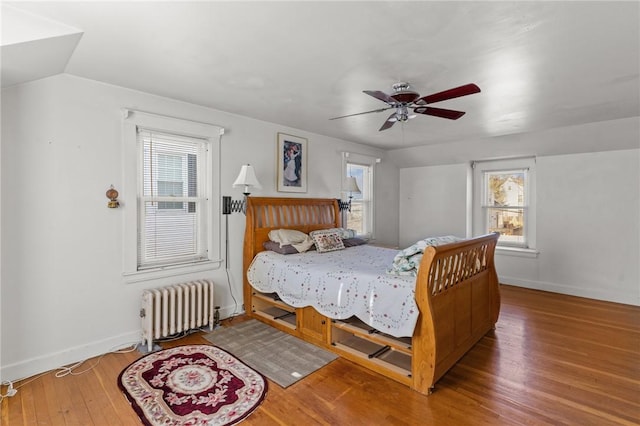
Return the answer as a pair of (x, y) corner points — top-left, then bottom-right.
(472, 157), (537, 251)
(121, 109), (224, 283)
(342, 152), (377, 239)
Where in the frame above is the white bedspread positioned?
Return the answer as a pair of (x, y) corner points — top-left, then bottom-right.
(247, 245), (418, 338)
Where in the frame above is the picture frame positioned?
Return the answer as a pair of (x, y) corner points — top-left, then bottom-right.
(277, 132), (307, 193)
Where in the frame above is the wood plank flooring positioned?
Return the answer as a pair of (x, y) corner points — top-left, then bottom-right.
(2, 285), (638, 425)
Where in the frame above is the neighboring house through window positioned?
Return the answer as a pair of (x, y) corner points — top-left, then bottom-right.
(472, 157), (537, 252)
(156, 152), (188, 210)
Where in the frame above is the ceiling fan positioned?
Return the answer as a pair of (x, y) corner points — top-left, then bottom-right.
(330, 82), (481, 131)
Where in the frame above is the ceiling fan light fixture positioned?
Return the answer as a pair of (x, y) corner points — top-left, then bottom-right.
(395, 105), (414, 122)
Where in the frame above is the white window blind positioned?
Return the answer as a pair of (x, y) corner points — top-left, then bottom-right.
(137, 129), (208, 269)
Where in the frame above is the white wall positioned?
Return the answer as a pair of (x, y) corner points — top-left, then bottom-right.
(387, 117), (639, 169)
(399, 164), (468, 247)
(504, 149), (639, 304)
(0, 73), (396, 381)
(0, 83), (2, 381)
(395, 123), (639, 306)
(374, 162), (400, 245)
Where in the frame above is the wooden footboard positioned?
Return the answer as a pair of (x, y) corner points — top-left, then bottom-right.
(412, 233), (500, 393)
(242, 196), (500, 395)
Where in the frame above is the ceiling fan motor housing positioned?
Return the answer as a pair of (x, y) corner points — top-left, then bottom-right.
(390, 82), (420, 103)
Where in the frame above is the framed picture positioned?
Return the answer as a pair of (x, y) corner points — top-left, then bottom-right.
(277, 132), (307, 192)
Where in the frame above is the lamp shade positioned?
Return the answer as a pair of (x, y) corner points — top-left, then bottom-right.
(343, 176), (361, 193)
(233, 164), (262, 194)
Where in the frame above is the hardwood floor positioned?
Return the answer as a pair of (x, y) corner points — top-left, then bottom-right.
(2, 285), (639, 425)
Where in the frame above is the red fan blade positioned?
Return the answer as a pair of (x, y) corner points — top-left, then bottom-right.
(413, 106), (466, 120)
(415, 83), (480, 105)
(379, 113), (397, 131)
(364, 90), (397, 104)
(329, 106), (393, 120)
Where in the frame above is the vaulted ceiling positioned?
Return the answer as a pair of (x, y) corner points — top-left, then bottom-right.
(2, 1), (639, 150)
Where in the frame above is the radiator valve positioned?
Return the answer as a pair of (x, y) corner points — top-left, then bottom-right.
(214, 306), (221, 327)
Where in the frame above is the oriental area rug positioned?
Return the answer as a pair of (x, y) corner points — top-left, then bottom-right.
(118, 345), (267, 426)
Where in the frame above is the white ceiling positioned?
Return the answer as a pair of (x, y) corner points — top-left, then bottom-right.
(2, 1), (639, 150)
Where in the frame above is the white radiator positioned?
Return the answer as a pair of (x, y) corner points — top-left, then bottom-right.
(141, 279), (215, 351)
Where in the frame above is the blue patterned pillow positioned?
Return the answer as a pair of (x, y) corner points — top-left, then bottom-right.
(310, 228), (356, 239)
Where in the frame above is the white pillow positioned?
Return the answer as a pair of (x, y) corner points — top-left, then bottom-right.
(268, 229), (314, 252)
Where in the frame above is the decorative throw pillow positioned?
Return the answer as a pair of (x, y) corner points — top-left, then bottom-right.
(310, 229), (345, 253)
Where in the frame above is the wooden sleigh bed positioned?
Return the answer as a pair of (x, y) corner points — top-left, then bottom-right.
(242, 197), (500, 395)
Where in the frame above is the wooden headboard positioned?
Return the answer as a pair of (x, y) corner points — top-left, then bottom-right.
(242, 197), (340, 309)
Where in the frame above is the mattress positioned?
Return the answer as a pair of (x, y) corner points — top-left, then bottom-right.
(247, 244), (418, 337)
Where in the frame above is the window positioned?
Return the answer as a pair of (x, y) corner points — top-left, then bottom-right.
(156, 153), (188, 210)
(138, 130), (206, 269)
(482, 169), (527, 246)
(473, 157), (536, 250)
(122, 110), (223, 281)
(343, 152), (376, 238)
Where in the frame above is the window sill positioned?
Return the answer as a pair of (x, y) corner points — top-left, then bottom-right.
(495, 246), (539, 259)
(123, 259), (223, 284)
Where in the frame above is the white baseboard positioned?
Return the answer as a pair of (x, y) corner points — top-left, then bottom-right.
(1, 302), (243, 383)
(219, 302), (245, 320)
(500, 276), (640, 306)
(1, 330), (141, 384)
